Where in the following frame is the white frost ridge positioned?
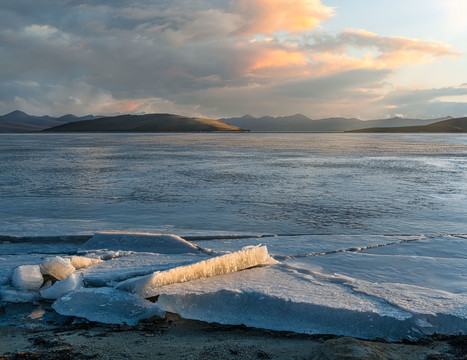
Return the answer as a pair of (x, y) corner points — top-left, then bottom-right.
(117, 246), (273, 297)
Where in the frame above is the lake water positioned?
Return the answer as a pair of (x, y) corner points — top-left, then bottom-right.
(0, 132), (466, 236)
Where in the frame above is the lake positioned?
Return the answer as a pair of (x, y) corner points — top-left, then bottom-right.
(1, 132), (466, 236)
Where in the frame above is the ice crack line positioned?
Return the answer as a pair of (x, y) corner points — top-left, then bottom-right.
(272, 235), (426, 260)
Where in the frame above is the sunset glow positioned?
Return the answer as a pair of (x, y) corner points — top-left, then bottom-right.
(0, 0), (466, 119)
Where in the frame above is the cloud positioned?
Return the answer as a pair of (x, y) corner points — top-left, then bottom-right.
(247, 48), (308, 71)
(0, 0), (464, 119)
(6, 80), (202, 117)
(304, 29), (461, 74)
(177, 68), (391, 118)
(230, 0), (334, 36)
(371, 86), (467, 118)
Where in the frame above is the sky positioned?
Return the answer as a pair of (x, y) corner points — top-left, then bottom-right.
(1, 0), (467, 120)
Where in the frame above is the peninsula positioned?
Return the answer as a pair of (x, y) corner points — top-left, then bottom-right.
(347, 117), (467, 133)
(43, 113), (247, 132)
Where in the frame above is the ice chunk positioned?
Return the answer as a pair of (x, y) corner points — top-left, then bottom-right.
(40, 273), (83, 300)
(0, 287), (41, 303)
(81, 232), (200, 254)
(116, 245), (274, 297)
(52, 287), (165, 325)
(0, 254), (45, 286)
(11, 265), (43, 291)
(40, 257), (75, 281)
(69, 256), (102, 269)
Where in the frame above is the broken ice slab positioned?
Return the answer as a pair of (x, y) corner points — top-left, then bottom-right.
(81, 232), (200, 253)
(40, 273), (83, 300)
(52, 287), (165, 325)
(116, 245), (274, 297)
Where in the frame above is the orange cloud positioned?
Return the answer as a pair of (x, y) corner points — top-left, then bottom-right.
(248, 48), (308, 71)
(231, 0), (334, 36)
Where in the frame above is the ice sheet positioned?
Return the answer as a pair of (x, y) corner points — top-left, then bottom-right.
(192, 234), (422, 259)
(82, 232), (200, 253)
(52, 287), (165, 325)
(156, 265), (464, 340)
(0, 287), (41, 303)
(1, 233), (466, 340)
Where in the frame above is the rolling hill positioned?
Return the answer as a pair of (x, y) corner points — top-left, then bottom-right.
(347, 117), (467, 133)
(0, 110), (95, 132)
(219, 114), (446, 132)
(43, 113), (247, 132)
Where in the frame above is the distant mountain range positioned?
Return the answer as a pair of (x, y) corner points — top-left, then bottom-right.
(0, 110), (96, 132)
(44, 113), (246, 132)
(347, 117), (467, 133)
(220, 114), (455, 132)
(1, 110), (464, 133)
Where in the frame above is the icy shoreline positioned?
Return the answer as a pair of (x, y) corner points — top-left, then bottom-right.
(1, 232), (466, 341)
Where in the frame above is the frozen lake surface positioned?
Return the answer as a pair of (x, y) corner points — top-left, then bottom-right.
(0, 133), (466, 339)
(0, 133), (466, 235)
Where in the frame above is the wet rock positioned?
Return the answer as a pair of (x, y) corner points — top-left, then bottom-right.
(313, 337), (388, 360)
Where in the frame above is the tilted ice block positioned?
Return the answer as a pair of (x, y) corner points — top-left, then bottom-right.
(40, 273), (83, 300)
(69, 256), (103, 269)
(116, 246), (274, 297)
(81, 232), (200, 254)
(79, 252), (209, 287)
(40, 256), (75, 281)
(11, 265), (43, 291)
(52, 287), (165, 325)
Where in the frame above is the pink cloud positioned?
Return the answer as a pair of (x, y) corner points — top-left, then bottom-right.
(231, 0), (334, 36)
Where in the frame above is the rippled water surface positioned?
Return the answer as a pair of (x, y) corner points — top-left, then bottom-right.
(1, 133), (466, 235)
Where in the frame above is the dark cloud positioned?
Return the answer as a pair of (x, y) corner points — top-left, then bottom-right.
(377, 87), (467, 118)
(273, 68), (390, 99)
